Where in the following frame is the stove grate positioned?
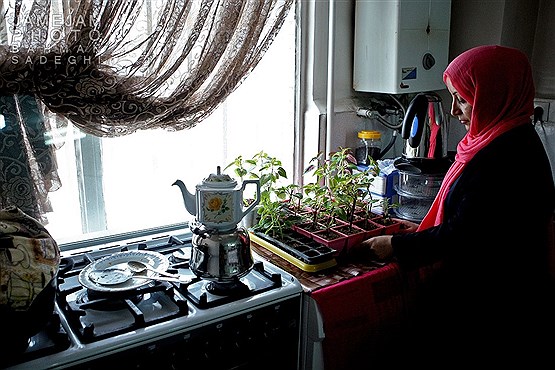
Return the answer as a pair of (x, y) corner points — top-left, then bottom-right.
(60, 282), (189, 343)
(184, 261), (283, 309)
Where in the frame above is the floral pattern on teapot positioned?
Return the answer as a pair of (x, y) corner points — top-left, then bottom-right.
(202, 192), (233, 223)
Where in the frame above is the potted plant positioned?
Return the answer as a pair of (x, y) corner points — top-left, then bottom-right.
(238, 147), (404, 266)
(290, 154), (348, 251)
(370, 197), (402, 234)
(249, 194), (339, 269)
(226, 152), (339, 269)
(292, 147), (385, 250)
(275, 183), (304, 214)
(326, 148), (380, 245)
(251, 198), (300, 239)
(225, 151), (288, 228)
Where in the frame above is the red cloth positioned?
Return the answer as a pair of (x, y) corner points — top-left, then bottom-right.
(426, 102), (439, 158)
(310, 263), (406, 369)
(418, 45), (535, 230)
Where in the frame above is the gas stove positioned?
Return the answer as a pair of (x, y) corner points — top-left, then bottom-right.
(3, 229), (303, 370)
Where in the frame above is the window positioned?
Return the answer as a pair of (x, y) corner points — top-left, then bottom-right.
(45, 7), (296, 247)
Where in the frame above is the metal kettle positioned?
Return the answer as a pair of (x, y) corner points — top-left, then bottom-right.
(173, 166), (260, 231)
(188, 222), (254, 282)
(397, 92), (451, 174)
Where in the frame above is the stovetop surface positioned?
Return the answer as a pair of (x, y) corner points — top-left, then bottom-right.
(4, 228), (303, 370)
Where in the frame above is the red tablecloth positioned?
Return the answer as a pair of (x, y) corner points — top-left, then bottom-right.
(251, 242), (444, 369)
(310, 263), (407, 369)
(311, 261), (446, 369)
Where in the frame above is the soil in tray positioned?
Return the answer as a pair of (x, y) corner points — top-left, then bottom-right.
(298, 237), (336, 257)
(354, 219), (382, 232)
(334, 224), (364, 236)
(354, 210), (381, 219)
(372, 217), (394, 225)
(371, 217), (402, 234)
(333, 224), (367, 248)
(352, 219), (384, 238)
(312, 229), (348, 252)
(314, 228), (344, 241)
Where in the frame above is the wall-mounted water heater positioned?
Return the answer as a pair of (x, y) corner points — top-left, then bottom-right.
(353, 0), (452, 94)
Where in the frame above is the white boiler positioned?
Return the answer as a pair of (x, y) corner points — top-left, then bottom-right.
(353, 0), (452, 94)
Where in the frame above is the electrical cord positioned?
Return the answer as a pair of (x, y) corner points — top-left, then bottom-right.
(376, 130), (397, 160)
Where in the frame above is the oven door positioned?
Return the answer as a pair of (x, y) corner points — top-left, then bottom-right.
(70, 296), (302, 370)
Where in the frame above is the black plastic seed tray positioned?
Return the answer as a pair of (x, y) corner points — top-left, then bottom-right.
(252, 230), (336, 265)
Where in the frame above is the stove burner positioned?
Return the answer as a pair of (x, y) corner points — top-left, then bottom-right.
(183, 262), (283, 309)
(76, 289), (144, 311)
(61, 283), (189, 343)
(206, 280), (251, 296)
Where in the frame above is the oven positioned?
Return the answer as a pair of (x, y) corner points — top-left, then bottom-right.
(2, 229), (303, 370)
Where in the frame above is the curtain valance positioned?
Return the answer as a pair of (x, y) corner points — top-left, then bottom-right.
(0, 0), (293, 136)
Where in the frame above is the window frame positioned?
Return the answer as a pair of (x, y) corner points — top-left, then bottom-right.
(56, 1), (305, 251)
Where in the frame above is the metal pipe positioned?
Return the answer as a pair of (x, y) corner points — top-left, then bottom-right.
(293, 0), (306, 187)
(356, 107), (403, 130)
(326, 0), (335, 159)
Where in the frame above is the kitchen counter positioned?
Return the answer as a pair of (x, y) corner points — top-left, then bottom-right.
(251, 240), (387, 292)
(251, 242), (443, 370)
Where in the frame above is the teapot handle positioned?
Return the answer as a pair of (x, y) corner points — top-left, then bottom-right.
(241, 179), (261, 217)
(401, 93), (428, 147)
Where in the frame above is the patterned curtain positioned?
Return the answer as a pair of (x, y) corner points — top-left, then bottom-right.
(0, 95), (60, 221)
(0, 0), (293, 223)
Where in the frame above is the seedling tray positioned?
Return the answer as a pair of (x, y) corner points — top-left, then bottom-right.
(250, 231), (337, 272)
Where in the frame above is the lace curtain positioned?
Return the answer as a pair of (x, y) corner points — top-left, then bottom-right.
(0, 0), (293, 223)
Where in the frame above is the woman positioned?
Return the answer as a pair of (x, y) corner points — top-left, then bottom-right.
(359, 45), (555, 365)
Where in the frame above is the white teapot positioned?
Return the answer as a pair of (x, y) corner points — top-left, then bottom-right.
(173, 166), (260, 231)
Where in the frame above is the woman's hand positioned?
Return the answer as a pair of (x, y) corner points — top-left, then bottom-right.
(394, 218), (419, 233)
(359, 235), (394, 260)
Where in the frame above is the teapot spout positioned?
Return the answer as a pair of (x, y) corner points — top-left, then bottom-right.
(172, 180), (197, 217)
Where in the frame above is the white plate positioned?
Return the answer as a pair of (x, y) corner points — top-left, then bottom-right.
(79, 250), (170, 292)
(88, 267), (133, 285)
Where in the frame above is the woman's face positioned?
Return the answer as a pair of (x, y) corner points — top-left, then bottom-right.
(445, 77), (472, 131)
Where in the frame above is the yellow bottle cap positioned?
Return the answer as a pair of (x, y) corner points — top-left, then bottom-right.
(358, 130), (381, 139)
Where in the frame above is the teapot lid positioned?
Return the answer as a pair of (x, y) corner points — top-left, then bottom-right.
(203, 166), (237, 187)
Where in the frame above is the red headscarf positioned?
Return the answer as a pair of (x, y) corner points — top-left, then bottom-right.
(417, 45), (535, 230)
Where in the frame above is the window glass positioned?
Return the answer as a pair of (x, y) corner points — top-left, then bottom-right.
(46, 8), (296, 246)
